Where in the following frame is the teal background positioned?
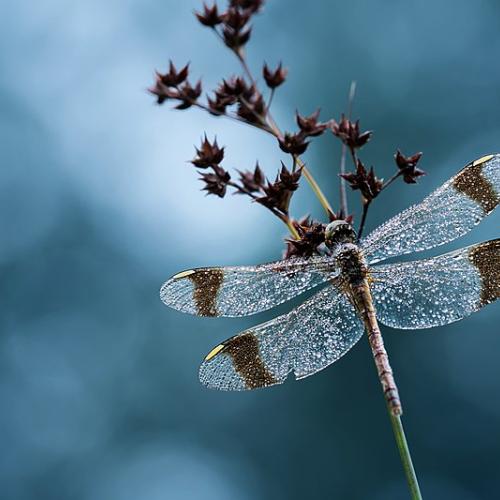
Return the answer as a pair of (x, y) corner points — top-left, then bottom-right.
(1, 1), (500, 499)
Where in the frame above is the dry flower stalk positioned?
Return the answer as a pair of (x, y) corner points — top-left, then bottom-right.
(150, 3), (425, 498)
(149, 0), (424, 253)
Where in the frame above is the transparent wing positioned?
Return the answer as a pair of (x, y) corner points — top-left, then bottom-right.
(361, 154), (500, 264)
(160, 256), (337, 317)
(199, 284), (364, 390)
(371, 239), (500, 329)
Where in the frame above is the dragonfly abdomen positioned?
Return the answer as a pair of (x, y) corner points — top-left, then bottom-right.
(352, 280), (403, 416)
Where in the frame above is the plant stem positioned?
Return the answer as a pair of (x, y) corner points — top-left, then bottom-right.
(339, 145), (348, 214)
(339, 81), (356, 216)
(303, 168), (334, 219)
(285, 218), (300, 240)
(266, 88), (275, 112)
(389, 413), (423, 500)
(235, 48), (257, 87)
(349, 146), (359, 168)
(357, 200), (370, 239)
(296, 157), (335, 219)
(381, 171), (402, 191)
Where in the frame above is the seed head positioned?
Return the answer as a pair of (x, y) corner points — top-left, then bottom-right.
(395, 150), (425, 184)
(341, 159), (383, 202)
(296, 109), (328, 137)
(195, 3), (224, 27)
(263, 62), (287, 89)
(278, 132), (310, 155)
(330, 115), (372, 150)
(192, 135), (225, 168)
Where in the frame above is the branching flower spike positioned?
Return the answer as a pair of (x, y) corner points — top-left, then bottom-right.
(151, 3), (500, 500)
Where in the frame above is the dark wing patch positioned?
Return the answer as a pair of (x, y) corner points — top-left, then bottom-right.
(211, 333), (277, 389)
(453, 158), (498, 213)
(188, 269), (224, 317)
(469, 239), (500, 306)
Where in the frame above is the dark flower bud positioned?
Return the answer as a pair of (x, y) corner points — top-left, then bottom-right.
(222, 25), (252, 49)
(175, 79), (202, 109)
(223, 7), (251, 30)
(278, 132), (309, 155)
(200, 165), (231, 197)
(148, 74), (175, 104)
(340, 159), (383, 202)
(237, 163), (265, 192)
(278, 163), (301, 191)
(158, 61), (189, 87)
(256, 182), (282, 212)
(330, 115), (372, 150)
(206, 95), (225, 115)
(195, 3), (224, 27)
(218, 76), (249, 97)
(296, 109), (328, 137)
(263, 62), (287, 89)
(395, 150), (425, 184)
(256, 163), (301, 213)
(237, 92), (266, 124)
(284, 216), (326, 259)
(192, 135), (225, 168)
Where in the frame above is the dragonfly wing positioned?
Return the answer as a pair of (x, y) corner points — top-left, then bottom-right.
(371, 239), (500, 329)
(199, 284), (364, 390)
(160, 256), (337, 317)
(361, 154), (500, 264)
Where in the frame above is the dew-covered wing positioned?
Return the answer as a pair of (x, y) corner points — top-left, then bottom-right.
(160, 256), (337, 317)
(371, 239), (500, 329)
(361, 154), (500, 264)
(199, 284), (364, 390)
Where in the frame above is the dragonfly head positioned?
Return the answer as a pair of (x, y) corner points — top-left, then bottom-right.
(324, 220), (357, 248)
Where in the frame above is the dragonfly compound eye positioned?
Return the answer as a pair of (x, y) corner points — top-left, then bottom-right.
(324, 220), (357, 247)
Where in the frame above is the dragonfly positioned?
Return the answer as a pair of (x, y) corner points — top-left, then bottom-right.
(160, 154), (500, 415)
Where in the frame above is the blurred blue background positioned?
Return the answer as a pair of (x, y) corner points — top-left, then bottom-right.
(1, 1), (499, 499)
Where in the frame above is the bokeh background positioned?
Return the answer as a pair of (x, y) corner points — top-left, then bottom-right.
(1, 1), (500, 499)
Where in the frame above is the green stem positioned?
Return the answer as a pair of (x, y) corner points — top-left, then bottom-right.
(389, 413), (423, 500)
(297, 158), (335, 219)
(285, 218), (300, 240)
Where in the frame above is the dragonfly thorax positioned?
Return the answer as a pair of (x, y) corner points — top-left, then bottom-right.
(324, 220), (357, 248)
(325, 221), (364, 282)
(334, 243), (368, 285)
